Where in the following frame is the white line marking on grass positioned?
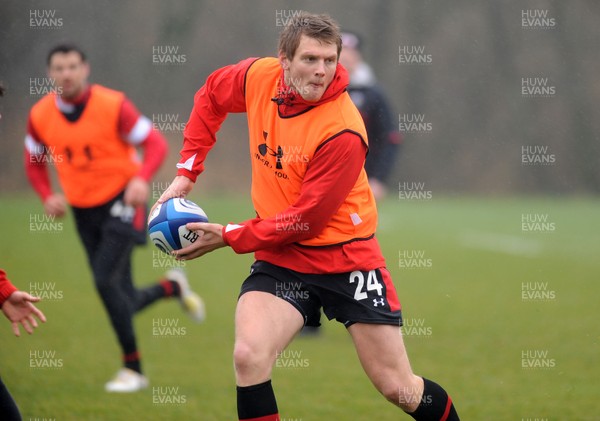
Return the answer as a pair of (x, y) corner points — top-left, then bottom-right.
(459, 231), (542, 257)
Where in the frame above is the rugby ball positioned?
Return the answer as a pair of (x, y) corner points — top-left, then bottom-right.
(148, 198), (208, 254)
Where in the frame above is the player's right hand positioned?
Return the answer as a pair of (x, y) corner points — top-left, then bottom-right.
(173, 222), (226, 260)
(149, 175), (195, 218)
(44, 193), (67, 217)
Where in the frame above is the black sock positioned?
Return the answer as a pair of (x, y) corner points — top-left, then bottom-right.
(170, 280), (181, 296)
(124, 351), (142, 374)
(159, 280), (181, 297)
(406, 377), (459, 421)
(237, 380), (279, 421)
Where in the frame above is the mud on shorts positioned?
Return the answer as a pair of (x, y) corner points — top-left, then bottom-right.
(239, 260), (403, 328)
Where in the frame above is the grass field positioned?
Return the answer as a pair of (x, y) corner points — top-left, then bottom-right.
(1, 193), (598, 420)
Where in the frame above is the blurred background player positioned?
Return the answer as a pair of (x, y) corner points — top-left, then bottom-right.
(339, 31), (402, 201)
(24, 44), (205, 393)
(1, 267), (47, 420)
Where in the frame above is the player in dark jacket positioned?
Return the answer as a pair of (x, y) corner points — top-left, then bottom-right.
(340, 31), (402, 200)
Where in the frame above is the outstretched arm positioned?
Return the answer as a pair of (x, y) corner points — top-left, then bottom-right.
(153, 57), (258, 211)
(0, 270), (46, 337)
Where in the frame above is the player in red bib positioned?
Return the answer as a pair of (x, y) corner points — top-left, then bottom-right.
(155, 12), (459, 421)
(25, 44), (206, 393)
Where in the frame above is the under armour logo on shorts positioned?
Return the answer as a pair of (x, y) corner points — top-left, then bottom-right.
(373, 298), (385, 307)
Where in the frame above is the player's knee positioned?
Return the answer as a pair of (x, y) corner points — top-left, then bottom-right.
(233, 340), (273, 376)
(378, 380), (422, 412)
(232, 341), (251, 371)
(379, 382), (401, 404)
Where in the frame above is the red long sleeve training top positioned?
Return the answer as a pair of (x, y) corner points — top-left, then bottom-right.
(178, 58), (386, 274)
(0, 270), (18, 307)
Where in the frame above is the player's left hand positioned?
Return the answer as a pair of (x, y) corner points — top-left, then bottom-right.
(1, 291), (47, 337)
(173, 222), (226, 260)
(124, 176), (149, 207)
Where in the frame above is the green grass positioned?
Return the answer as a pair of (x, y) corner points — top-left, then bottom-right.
(1, 193), (598, 420)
